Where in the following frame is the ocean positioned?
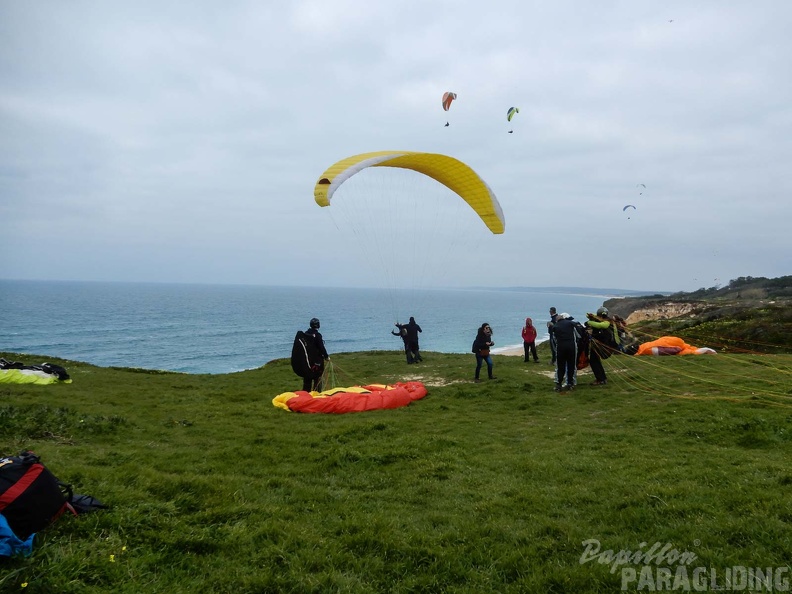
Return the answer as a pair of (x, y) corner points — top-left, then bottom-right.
(0, 280), (618, 374)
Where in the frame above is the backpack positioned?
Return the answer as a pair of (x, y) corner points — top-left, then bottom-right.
(575, 323), (591, 370)
(290, 331), (324, 379)
(0, 451), (74, 540)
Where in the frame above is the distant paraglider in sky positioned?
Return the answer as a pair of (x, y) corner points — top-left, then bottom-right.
(506, 107), (519, 133)
(442, 92), (457, 127)
(637, 183), (646, 195)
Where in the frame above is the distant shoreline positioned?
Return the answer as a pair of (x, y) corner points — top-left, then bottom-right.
(492, 337), (550, 357)
(494, 346), (524, 357)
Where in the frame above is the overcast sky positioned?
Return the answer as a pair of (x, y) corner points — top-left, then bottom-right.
(1, 1), (790, 293)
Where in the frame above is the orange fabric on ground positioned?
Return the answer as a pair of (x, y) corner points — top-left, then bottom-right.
(636, 336), (715, 356)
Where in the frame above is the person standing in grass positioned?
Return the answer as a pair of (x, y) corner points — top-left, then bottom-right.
(392, 322), (414, 364)
(547, 307), (558, 365)
(393, 317), (422, 363)
(405, 317), (423, 362)
(521, 317), (539, 362)
(585, 307), (620, 386)
(472, 323), (496, 382)
(294, 317), (329, 392)
(552, 313), (579, 392)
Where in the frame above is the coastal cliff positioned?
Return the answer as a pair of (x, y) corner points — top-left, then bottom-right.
(601, 275), (792, 353)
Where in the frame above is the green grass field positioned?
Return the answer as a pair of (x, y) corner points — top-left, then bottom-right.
(2, 346), (791, 593)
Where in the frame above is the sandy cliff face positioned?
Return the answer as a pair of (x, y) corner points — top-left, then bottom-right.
(624, 302), (700, 324)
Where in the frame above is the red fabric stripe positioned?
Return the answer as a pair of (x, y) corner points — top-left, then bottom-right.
(287, 381), (427, 413)
(0, 464), (44, 510)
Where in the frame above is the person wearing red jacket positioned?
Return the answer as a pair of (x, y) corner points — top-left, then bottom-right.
(521, 317), (539, 362)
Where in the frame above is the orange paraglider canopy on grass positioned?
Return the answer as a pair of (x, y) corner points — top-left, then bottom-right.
(273, 381), (427, 414)
(636, 336), (717, 356)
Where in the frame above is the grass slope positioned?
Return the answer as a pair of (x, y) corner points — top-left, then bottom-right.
(2, 347), (791, 593)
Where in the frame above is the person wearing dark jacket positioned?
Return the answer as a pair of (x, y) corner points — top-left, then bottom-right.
(472, 323), (496, 382)
(405, 317), (423, 362)
(552, 313), (580, 392)
(392, 322), (414, 364)
(302, 318), (329, 391)
(393, 317), (423, 363)
(547, 307), (558, 365)
(584, 306), (620, 386)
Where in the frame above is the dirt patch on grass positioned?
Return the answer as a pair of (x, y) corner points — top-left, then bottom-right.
(537, 369), (593, 379)
(407, 374), (467, 387)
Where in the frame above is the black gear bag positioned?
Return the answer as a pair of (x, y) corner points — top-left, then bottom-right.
(291, 331), (324, 380)
(0, 451), (74, 540)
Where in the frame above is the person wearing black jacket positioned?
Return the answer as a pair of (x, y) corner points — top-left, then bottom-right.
(302, 318), (329, 391)
(392, 316), (423, 363)
(405, 317), (423, 362)
(392, 323), (414, 364)
(547, 307), (559, 365)
(472, 323), (496, 382)
(552, 313), (580, 392)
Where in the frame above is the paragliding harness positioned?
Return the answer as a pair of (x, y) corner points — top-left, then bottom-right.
(291, 331), (325, 380)
(575, 323), (591, 370)
(589, 321), (619, 360)
(613, 314), (637, 352)
(0, 451), (75, 540)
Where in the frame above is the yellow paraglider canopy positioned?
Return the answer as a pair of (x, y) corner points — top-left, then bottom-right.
(314, 151), (505, 234)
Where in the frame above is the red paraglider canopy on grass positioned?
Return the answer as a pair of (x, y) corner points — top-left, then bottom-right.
(273, 381), (427, 414)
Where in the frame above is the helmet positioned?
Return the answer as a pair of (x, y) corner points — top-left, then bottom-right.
(596, 307), (609, 317)
(309, 318), (320, 329)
